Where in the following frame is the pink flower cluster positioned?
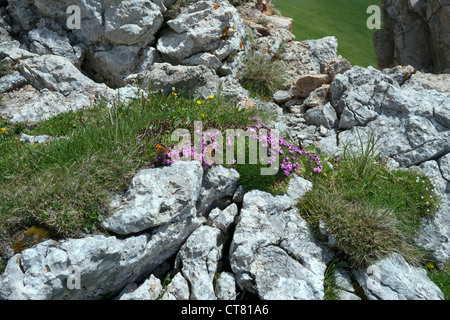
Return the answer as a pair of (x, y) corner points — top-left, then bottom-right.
(149, 117), (325, 177)
(249, 117), (323, 176)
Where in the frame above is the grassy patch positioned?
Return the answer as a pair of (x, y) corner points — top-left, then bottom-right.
(323, 261), (341, 300)
(272, 0), (380, 68)
(298, 130), (442, 268)
(239, 54), (287, 99)
(0, 92), (266, 246)
(426, 261), (450, 300)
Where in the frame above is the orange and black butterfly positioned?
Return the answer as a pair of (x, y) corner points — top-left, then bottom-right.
(297, 138), (306, 150)
(156, 143), (169, 157)
(204, 147), (215, 165)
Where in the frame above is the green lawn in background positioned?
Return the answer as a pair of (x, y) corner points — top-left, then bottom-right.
(272, 0), (380, 68)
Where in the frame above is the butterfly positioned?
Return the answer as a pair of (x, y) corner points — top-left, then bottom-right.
(297, 138), (306, 150)
(156, 143), (169, 157)
(203, 146), (215, 165)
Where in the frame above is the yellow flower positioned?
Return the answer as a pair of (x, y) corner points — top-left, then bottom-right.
(200, 113), (205, 118)
(209, 95), (214, 99)
(197, 100), (201, 105)
(0, 127), (6, 133)
(427, 262), (435, 269)
(172, 92), (178, 96)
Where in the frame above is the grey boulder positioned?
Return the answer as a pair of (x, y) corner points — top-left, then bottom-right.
(101, 161), (203, 235)
(354, 253), (444, 300)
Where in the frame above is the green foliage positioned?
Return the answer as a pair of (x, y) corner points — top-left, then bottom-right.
(298, 130), (442, 268)
(256, 17), (270, 26)
(272, 0), (380, 68)
(239, 54), (287, 99)
(0, 59), (14, 77)
(234, 161), (287, 195)
(0, 91), (266, 241)
(426, 261), (450, 300)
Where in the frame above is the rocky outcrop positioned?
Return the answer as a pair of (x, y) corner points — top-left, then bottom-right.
(374, 0), (450, 73)
(0, 45), (113, 123)
(229, 177), (334, 300)
(0, 0), (448, 301)
(316, 65), (450, 270)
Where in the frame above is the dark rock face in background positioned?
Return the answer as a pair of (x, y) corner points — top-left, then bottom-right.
(374, 0), (450, 73)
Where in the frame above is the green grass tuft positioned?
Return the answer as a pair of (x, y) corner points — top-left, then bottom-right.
(239, 54), (287, 99)
(298, 130), (442, 268)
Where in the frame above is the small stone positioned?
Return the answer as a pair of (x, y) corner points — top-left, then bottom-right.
(19, 133), (54, 144)
(323, 56), (352, 78)
(294, 74), (331, 98)
(303, 84), (330, 108)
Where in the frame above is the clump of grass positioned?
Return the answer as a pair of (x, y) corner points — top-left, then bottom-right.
(255, 17), (270, 26)
(426, 261), (450, 300)
(239, 54), (287, 99)
(323, 261), (341, 300)
(164, 0), (189, 20)
(298, 129), (442, 268)
(0, 59), (15, 77)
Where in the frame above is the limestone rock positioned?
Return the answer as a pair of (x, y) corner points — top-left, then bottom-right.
(104, 0), (163, 47)
(207, 203), (239, 234)
(19, 133), (53, 144)
(1, 53), (112, 123)
(303, 103), (338, 130)
(281, 36), (338, 83)
(160, 272), (190, 300)
(0, 71), (27, 93)
(118, 275), (162, 300)
(374, 0), (450, 73)
(101, 161), (203, 235)
(157, 0), (246, 65)
(438, 153), (450, 183)
(215, 272), (237, 300)
(125, 63), (220, 99)
(303, 84), (330, 108)
(295, 74), (331, 98)
(28, 26), (84, 68)
(354, 253), (444, 300)
(176, 226), (225, 300)
(230, 189), (334, 299)
(197, 165), (240, 216)
(0, 235), (148, 300)
(403, 71), (450, 93)
(323, 56), (352, 78)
